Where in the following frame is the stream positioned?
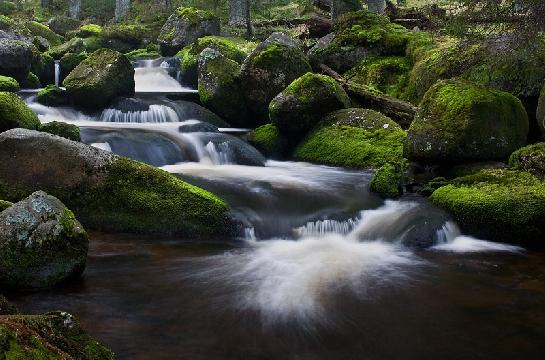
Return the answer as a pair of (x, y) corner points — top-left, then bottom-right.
(13, 59), (545, 359)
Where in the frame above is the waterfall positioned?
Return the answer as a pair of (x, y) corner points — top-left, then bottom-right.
(134, 60), (194, 93)
(115, 0), (131, 21)
(54, 61), (60, 87)
(99, 105), (180, 123)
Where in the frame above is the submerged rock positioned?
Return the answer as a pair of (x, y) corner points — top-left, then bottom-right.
(158, 7), (220, 56)
(405, 79), (529, 164)
(270, 72), (351, 139)
(198, 47), (248, 126)
(0, 129), (235, 238)
(431, 169), (545, 245)
(64, 48), (135, 109)
(295, 108), (406, 168)
(0, 311), (116, 359)
(0, 92), (41, 133)
(240, 32), (312, 123)
(0, 191), (88, 290)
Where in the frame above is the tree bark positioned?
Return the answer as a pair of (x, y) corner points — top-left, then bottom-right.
(368, 0), (386, 14)
(115, 0), (131, 21)
(68, 0), (81, 19)
(331, 0), (362, 21)
(229, 0), (248, 26)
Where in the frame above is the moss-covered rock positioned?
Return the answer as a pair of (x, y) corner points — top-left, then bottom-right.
(64, 49), (134, 109)
(0, 200), (12, 211)
(420, 176), (449, 197)
(405, 79), (529, 164)
(295, 108), (406, 168)
(344, 56), (409, 98)
(20, 71), (41, 89)
(40, 121), (81, 141)
(270, 72), (350, 138)
(0, 129), (235, 238)
(248, 123), (287, 159)
(47, 37), (86, 60)
(158, 7), (220, 56)
(308, 10), (409, 73)
(0, 191), (88, 290)
(431, 169), (545, 244)
(0, 312), (116, 359)
(31, 51), (55, 86)
(47, 16), (80, 37)
(240, 32), (312, 123)
(125, 48), (161, 60)
(59, 52), (87, 82)
(71, 24), (103, 38)
(0, 92), (41, 133)
(0, 38), (34, 82)
(509, 143), (545, 179)
(197, 47), (247, 126)
(37, 85), (68, 107)
(176, 36), (254, 87)
(25, 21), (62, 47)
(101, 24), (146, 53)
(0, 75), (19, 92)
(370, 163), (403, 198)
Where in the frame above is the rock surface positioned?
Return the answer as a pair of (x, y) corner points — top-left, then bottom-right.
(0, 92), (40, 133)
(0, 38), (34, 82)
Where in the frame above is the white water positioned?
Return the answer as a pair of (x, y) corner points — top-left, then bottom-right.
(432, 236), (524, 253)
(54, 61), (60, 87)
(134, 60), (194, 93)
(99, 105), (180, 123)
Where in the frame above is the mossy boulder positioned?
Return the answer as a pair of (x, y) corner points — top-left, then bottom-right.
(270, 72), (350, 138)
(509, 143), (545, 179)
(0, 38), (34, 82)
(31, 51), (55, 86)
(37, 85), (68, 107)
(0, 129), (235, 237)
(0, 200), (12, 211)
(248, 123), (288, 159)
(101, 24), (146, 53)
(25, 21), (62, 47)
(64, 49), (135, 109)
(158, 7), (220, 56)
(344, 56), (409, 98)
(176, 36), (254, 87)
(40, 121), (81, 141)
(0, 75), (19, 92)
(48, 37), (86, 60)
(308, 10), (409, 73)
(59, 52), (88, 83)
(0, 191), (88, 290)
(198, 47), (247, 126)
(47, 16), (80, 37)
(240, 32), (312, 123)
(20, 72), (40, 89)
(71, 24), (103, 38)
(0, 92), (41, 133)
(0, 312), (116, 359)
(405, 79), (529, 164)
(370, 163), (403, 198)
(431, 169), (545, 244)
(295, 108), (406, 168)
(125, 48), (161, 60)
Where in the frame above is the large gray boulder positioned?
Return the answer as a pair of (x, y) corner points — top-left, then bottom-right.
(0, 191), (88, 289)
(0, 38), (34, 82)
(158, 7), (220, 56)
(0, 129), (234, 238)
(240, 32), (312, 123)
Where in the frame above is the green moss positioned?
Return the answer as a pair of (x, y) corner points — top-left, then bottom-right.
(0, 1), (16, 15)
(48, 37), (86, 60)
(74, 24), (103, 38)
(125, 48), (160, 60)
(31, 52), (54, 86)
(344, 56), (409, 98)
(0, 200), (12, 211)
(0, 76), (19, 92)
(420, 176), (449, 197)
(37, 85), (68, 107)
(431, 169), (545, 244)
(175, 6), (216, 24)
(248, 124), (287, 158)
(254, 43), (310, 70)
(25, 21), (61, 47)
(405, 79), (529, 163)
(20, 72), (40, 89)
(82, 36), (103, 52)
(370, 163), (403, 198)
(60, 52), (88, 76)
(509, 143), (545, 179)
(0, 92), (40, 133)
(40, 121), (80, 142)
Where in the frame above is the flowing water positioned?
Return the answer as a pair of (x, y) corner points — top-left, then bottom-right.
(12, 60), (545, 359)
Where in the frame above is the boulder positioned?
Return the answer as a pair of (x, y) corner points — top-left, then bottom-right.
(25, 21), (62, 47)
(308, 10), (408, 73)
(405, 79), (529, 164)
(295, 108), (406, 168)
(431, 169), (545, 245)
(31, 51), (55, 86)
(0, 75), (18, 92)
(20, 71), (40, 88)
(0, 38), (34, 82)
(158, 7), (220, 56)
(101, 24), (146, 53)
(37, 84), (68, 107)
(40, 121), (81, 141)
(0, 191), (88, 289)
(0, 312), (116, 359)
(198, 47), (248, 126)
(0, 129), (234, 237)
(270, 72), (351, 138)
(47, 37), (86, 60)
(248, 124), (288, 159)
(509, 143), (545, 179)
(240, 32), (312, 123)
(370, 163), (403, 198)
(59, 52), (88, 83)
(63, 49), (135, 109)
(0, 92), (41, 133)
(47, 16), (80, 36)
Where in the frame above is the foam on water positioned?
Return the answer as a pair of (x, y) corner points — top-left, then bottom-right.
(134, 60), (193, 93)
(432, 236), (524, 253)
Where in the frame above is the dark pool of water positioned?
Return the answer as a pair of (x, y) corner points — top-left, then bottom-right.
(9, 233), (545, 360)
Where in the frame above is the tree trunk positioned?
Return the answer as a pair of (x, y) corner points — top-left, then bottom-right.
(229, 0), (248, 26)
(68, 0), (81, 19)
(368, 0), (386, 14)
(244, 0), (254, 39)
(41, 0), (49, 9)
(115, 0), (131, 21)
(331, 0), (362, 21)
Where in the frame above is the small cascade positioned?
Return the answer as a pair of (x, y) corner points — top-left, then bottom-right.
(294, 217), (359, 237)
(54, 61), (60, 87)
(205, 141), (233, 165)
(99, 105), (179, 123)
(134, 58), (195, 93)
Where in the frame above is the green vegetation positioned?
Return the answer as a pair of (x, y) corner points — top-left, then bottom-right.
(0, 200), (12, 211)
(40, 121), (81, 141)
(370, 163), (403, 198)
(125, 47), (161, 60)
(509, 143), (545, 179)
(248, 124), (287, 158)
(21, 72), (40, 88)
(0, 75), (19, 92)
(37, 85), (68, 107)
(25, 20), (61, 46)
(0, 92), (40, 133)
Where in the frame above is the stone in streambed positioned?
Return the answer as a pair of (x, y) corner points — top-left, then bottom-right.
(0, 91), (40, 133)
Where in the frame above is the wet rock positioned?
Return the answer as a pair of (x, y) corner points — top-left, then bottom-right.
(178, 121), (219, 133)
(0, 191), (88, 290)
(158, 7), (220, 56)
